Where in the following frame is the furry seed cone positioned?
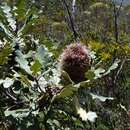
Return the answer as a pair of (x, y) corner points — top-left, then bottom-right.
(59, 43), (91, 83)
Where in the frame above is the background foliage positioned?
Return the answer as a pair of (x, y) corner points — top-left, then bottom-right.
(0, 0), (130, 130)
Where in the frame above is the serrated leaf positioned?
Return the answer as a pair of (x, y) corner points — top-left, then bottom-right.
(90, 93), (114, 102)
(49, 69), (61, 86)
(53, 119), (60, 127)
(0, 22), (13, 39)
(17, 5), (39, 36)
(90, 51), (96, 59)
(83, 111), (97, 122)
(49, 74), (61, 86)
(36, 45), (46, 66)
(74, 96), (97, 122)
(15, 50), (32, 74)
(104, 59), (120, 75)
(47, 119), (60, 127)
(36, 45), (52, 68)
(1, 3), (16, 31)
(31, 59), (42, 75)
(3, 77), (14, 88)
(5, 108), (30, 118)
(94, 68), (105, 79)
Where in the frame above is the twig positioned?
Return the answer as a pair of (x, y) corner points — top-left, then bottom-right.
(34, 77), (45, 93)
(5, 89), (17, 101)
(38, 68), (52, 80)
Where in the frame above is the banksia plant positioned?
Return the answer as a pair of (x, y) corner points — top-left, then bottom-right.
(60, 43), (91, 83)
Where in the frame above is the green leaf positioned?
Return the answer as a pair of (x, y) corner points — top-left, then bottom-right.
(73, 118), (84, 128)
(17, 5), (39, 36)
(56, 85), (77, 98)
(0, 43), (12, 65)
(15, 0), (26, 21)
(20, 74), (32, 87)
(15, 50), (32, 74)
(85, 70), (95, 80)
(31, 59), (42, 75)
(60, 70), (74, 85)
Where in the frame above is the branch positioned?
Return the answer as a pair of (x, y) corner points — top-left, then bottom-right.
(34, 77), (45, 93)
(112, 0), (124, 42)
(62, 0), (78, 40)
(72, 0), (76, 19)
(5, 89), (17, 101)
(114, 56), (126, 84)
(117, 0), (124, 16)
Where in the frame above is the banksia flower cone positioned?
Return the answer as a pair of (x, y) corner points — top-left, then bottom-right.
(60, 43), (91, 83)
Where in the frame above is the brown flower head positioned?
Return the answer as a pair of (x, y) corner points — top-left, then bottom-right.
(60, 43), (91, 83)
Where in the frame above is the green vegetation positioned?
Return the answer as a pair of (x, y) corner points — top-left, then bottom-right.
(0, 0), (130, 130)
